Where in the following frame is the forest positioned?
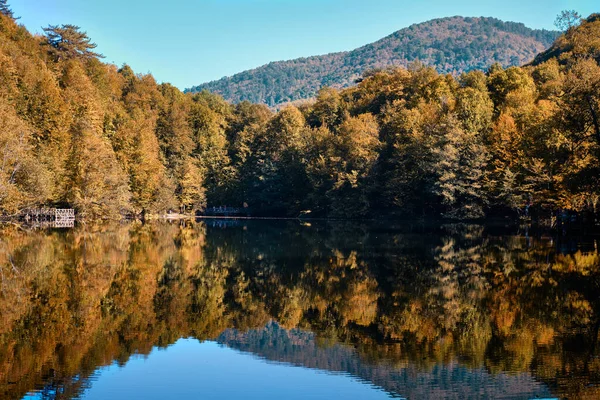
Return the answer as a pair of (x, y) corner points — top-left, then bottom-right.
(0, 4), (599, 221)
(190, 16), (558, 106)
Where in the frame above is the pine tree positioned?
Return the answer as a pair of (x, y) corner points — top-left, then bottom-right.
(0, 0), (18, 19)
(43, 24), (104, 61)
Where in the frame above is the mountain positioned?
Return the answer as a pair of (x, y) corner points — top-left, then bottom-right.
(187, 16), (559, 106)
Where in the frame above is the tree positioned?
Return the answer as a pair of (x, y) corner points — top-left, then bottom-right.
(188, 92), (233, 205)
(113, 111), (175, 215)
(377, 101), (438, 215)
(456, 86), (493, 133)
(0, 0), (17, 19)
(327, 113), (381, 217)
(562, 57), (600, 147)
(486, 113), (526, 212)
(554, 10), (582, 32)
(308, 87), (342, 129)
(433, 115), (489, 219)
(555, 58), (600, 213)
(178, 160), (206, 213)
(241, 106), (309, 215)
(43, 24), (104, 61)
(156, 87), (194, 169)
(66, 119), (131, 219)
(0, 102), (51, 214)
(58, 61), (130, 218)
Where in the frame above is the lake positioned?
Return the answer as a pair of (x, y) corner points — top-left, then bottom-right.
(1, 220), (599, 399)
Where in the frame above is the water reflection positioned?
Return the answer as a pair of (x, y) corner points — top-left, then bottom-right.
(0, 221), (599, 399)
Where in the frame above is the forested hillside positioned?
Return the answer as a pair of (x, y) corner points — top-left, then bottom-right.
(188, 17), (559, 106)
(0, 4), (599, 222)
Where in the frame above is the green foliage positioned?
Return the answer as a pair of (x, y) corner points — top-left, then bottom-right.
(328, 114), (381, 216)
(308, 87), (342, 128)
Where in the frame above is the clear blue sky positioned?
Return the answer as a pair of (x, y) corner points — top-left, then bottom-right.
(10, 0), (597, 90)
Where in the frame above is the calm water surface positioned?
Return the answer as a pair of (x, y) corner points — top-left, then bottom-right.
(1, 220), (599, 399)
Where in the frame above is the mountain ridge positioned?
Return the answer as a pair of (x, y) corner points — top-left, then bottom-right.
(187, 16), (559, 106)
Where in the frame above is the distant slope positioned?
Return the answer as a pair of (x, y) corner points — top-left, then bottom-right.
(187, 16), (559, 106)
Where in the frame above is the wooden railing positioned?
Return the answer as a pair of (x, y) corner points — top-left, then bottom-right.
(202, 207), (246, 216)
(21, 208), (75, 221)
(55, 209), (75, 220)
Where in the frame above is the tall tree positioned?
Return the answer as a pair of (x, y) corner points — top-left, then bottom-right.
(43, 24), (104, 61)
(178, 159), (206, 213)
(189, 92), (233, 205)
(116, 112), (175, 215)
(562, 58), (600, 146)
(66, 119), (131, 219)
(433, 115), (489, 219)
(377, 101), (438, 215)
(328, 113), (381, 217)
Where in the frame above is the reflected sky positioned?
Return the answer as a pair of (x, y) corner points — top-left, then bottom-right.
(25, 339), (394, 400)
(21, 333), (554, 400)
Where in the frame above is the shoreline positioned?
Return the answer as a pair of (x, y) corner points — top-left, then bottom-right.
(2, 214), (599, 237)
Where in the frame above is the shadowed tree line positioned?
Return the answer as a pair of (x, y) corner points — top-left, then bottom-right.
(0, 8), (600, 221)
(0, 221), (599, 398)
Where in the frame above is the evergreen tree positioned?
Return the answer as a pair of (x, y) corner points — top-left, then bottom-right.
(189, 92), (233, 205)
(0, 0), (17, 19)
(43, 24), (104, 61)
(377, 102), (437, 215)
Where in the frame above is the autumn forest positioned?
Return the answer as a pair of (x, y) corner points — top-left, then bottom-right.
(1, 4), (599, 222)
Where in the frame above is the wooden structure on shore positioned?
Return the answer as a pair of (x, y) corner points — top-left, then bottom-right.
(21, 208), (75, 228)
